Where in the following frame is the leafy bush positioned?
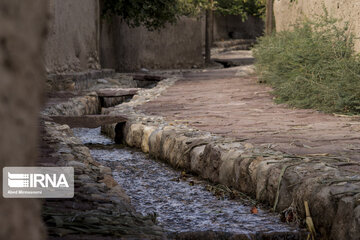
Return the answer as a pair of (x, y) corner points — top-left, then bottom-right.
(101, 0), (266, 31)
(101, 0), (192, 30)
(252, 11), (360, 114)
(215, 0), (265, 20)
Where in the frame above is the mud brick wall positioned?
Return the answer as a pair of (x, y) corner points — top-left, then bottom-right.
(44, 0), (101, 74)
(101, 17), (203, 72)
(213, 15), (264, 41)
(0, 0), (47, 239)
(274, 0), (360, 52)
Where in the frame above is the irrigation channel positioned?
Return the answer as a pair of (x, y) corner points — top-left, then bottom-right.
(73, 127), (304, 239)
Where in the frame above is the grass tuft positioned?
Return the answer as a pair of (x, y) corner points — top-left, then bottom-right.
(252, 10), (360, 114)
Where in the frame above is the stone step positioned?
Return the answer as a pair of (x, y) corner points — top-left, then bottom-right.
(213, 39), (256, 49)
(213, 57), (255, 67)
(96, 88), (140, 98)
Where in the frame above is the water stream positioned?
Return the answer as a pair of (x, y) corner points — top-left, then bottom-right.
(73, 127), (301, 236)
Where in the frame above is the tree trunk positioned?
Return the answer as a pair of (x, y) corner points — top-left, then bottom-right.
(205, 0), (213, 64)
(265, 0), (275, 35)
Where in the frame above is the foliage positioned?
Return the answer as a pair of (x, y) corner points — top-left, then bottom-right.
(215, 0), (265, 20)
(252, 11), (360, 114)
(101, 0), (266, 30)
(101, 0), (194, 31)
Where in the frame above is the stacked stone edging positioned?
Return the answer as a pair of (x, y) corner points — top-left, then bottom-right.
(42, 67), (360, 239)
(102, 118), (360, 239)
(100, 70), (360, 240)
(42, 121), (165, 238)
(42, 94), (100, 116)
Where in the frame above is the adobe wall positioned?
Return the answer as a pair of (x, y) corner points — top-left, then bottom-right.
(101, 17), (203, 72)
(0, 0), (47, 239)
(274, 0), (360, 52)
(44, 0), (100, 74)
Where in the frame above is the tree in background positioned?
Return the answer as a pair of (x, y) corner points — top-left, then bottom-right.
(101, 0), (203, 30)
(265, 0), (274, 35)
(101, 0), (265, 63)
(216, 0), (265, 20)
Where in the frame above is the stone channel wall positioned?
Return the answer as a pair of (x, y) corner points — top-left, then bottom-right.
(0, 0), (48, 239)
(41, 76), (168, 238)
(44, 0), (100, 74)
(100, 17), (203, 72)
(42, 95), (100, 116)
(42, 66), (360, 239)
(41, 121), (164, 238)
(99, 69), (360, 240)
(274, 0), (360, 52)
(103, 116), (360, 240)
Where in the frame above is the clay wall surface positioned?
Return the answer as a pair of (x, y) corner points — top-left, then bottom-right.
(44, 0), (100, 74)
(274, 0), (360, 51)
(101, 17), (203, 72)
(0, 0), (47, 239)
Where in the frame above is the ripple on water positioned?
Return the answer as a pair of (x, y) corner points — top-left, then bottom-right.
(72, 128), (299, 235)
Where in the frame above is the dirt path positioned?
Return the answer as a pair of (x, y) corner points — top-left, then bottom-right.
(137, 66), (360, 163)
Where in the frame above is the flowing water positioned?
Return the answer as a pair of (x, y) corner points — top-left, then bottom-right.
(73, 128), (302, 237)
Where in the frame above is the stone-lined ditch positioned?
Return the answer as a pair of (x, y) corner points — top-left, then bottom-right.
(73, 127), (304, 239)
(43, 69), (307, 239)
(43, 67), (360, 239)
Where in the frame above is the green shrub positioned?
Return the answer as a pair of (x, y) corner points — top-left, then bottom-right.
(252, 11), (360, 114)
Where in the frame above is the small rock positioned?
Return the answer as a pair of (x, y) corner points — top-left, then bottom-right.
(109, 185), (131, 203)
(84, 216), (100, 224)
(55, 125), (70, 131)
(67, 161), (87, 169)
(99, 165), (112, 175)
(100, 175), (118, 188)
(244, 143), (254, 149)
(83, 184), (101, 194)
(91, 193), (109, 202)
(77, 174), (92, 182)
(61, 153), (75, 162)
(97, 79), (108, 84)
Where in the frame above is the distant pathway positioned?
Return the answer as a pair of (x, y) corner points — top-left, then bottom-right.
(138, 65), (360, 163)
